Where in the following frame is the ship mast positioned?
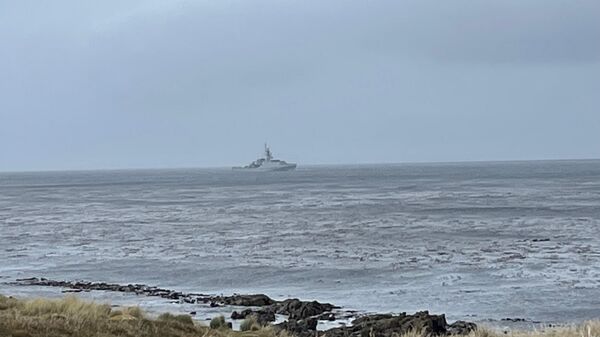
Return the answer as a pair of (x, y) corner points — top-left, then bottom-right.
(264, 143), (273, 162)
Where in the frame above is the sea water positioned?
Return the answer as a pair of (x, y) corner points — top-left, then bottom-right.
(1, 160), (600, 326)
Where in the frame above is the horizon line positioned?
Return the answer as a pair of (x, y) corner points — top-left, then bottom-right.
(1, 157), (599, 174)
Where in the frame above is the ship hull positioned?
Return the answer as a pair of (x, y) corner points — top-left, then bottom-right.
(234, 145), (296, 171)
(232, 163), (297, 171)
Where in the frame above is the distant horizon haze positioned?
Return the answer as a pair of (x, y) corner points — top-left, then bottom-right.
(2, 156), (600, 174)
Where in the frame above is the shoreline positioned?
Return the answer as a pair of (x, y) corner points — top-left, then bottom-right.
(4, 277), (479, 337)
(3, 277), (574, 334)
(2, 292), (600, 337)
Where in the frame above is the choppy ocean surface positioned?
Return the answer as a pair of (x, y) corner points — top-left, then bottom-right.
(1, 160), (600, 327)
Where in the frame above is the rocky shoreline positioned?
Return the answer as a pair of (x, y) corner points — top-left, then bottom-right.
(8, 277), (477, 337)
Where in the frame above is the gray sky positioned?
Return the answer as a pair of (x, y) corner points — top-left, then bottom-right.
(1, 0), (599, 171)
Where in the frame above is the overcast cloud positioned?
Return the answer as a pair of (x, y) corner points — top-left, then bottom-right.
(1, 0), (599, 170)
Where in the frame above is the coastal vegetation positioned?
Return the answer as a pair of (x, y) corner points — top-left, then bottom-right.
(240, 316), (260, 332)
(210, 315), (229, 329)
(0, 295), (277, 337)
(1, 294), (600, 337)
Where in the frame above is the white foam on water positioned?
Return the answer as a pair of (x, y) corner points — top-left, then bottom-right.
(1, 161), (600, 325)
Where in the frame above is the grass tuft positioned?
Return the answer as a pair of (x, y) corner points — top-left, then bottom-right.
(159, 312), (195, 326)
(240, 315), (260, 332)
(210, 315), (228, 329)
(124, 306), (145, 319)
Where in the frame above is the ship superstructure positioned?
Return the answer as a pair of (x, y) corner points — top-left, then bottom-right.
(233, 144), (297, 171)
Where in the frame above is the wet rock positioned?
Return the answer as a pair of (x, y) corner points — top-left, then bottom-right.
(357, 311), (447, 336)
(275, 317), (319, 334)
(168, 292), (183, 300)
(231, 310), (251, 320)
(255, 311), (276, 325)
(15, 277), (38, 282)
(318, 313), (336, 321)
(322, 311), (475, 337)
(221, 294), (274, 306)
(501, 318), (526, 322)
(275, 299), (336, 319)
(12, 277), (215, 305)
(447, 321), (478, 335)
(231, 309), (276, 325)
(351, 314), (394, 325)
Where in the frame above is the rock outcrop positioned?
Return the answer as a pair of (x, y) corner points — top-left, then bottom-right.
(275, 311), (477, 337)
(12, 277), (477, 336)
(220, 294), (274, 307)
(274, 298), (337, 320)
(447, 321), (478, 335)
(12, 278), (276, 307)
(231, 308), (276, 325)
(275, 317), (319, 334)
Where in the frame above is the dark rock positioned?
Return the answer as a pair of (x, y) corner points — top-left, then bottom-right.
(321, 311), (474, 337)
(190, 311), (197, 316)
(275, 317), (319, 334)
(210, 302), (220, 307)
(447, 321), (477, 335)
(222, 294), (274, 306)
(501, 318), (527, 322)
(168, 292), (183, 300)
(231, 309), (254, 320)
(255, 310), (276, 325)
(318, 313), (336, 321)
(16, 277), (39, 282)
(321, 326), (347, 337)
(275, 299), (336, 319)
(351, 314), (395, 325)
(231, 309), (276, 325)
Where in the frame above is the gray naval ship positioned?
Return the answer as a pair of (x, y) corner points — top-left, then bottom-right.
(233, 144), (297, 171)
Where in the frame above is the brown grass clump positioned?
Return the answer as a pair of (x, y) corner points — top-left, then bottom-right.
(240, 316), (260, 332)
(0, 294), (269, 337)
(395, 324), (600, 337)
(210, 315), (228, 329)
(462, 322), (600, 337)
(478, 321), (600, 337)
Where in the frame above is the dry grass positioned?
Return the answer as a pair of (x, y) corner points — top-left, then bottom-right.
(0, 294), (283, 337)
(393, 323), (600, 337)
(210, 315), (228, 329)
(463, 322), (600, 337)
(1, 294), (599, 337)
(240, 316), (260, 332)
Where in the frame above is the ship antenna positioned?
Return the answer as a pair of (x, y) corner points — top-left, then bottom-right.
(265, 143), (272, 162)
